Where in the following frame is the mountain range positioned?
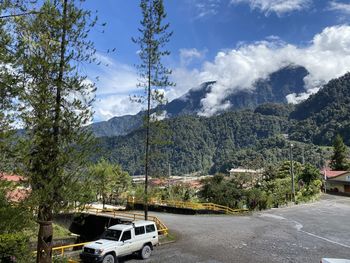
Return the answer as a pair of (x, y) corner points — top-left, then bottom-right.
(91, 65), (308, 137)
(91, 66), (350, 176)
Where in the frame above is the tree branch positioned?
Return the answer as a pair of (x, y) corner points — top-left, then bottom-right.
(0, 11), (39, 19)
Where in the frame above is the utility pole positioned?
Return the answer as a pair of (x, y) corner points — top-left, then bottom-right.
(290, 143), (295, 203)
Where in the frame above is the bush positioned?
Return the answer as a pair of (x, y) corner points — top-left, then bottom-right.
(0, 232), (30, 263)
(246, 189), (273, 210)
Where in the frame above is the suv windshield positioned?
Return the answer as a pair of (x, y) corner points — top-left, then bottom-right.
(101, 229), (122, 241)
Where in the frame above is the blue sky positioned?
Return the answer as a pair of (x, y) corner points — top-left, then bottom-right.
(81, 0), (350, 121)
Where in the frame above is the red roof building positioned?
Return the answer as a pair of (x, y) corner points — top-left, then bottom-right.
(324, 170), (350, 194)
(0, 173), (29, 202)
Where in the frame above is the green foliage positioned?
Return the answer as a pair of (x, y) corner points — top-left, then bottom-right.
(97, 110), (326, 176)
(161, 184), (197, 202)
(299, 163), (321, 184)
(0, 182), (33, 263)
(277, 161), (302, 179)
(199, 174), (244, 208)
(13, 0), (97, 216)
(246, 188), (273, 210)
(254, 103), (294, 117)
(0, 180), (33, 234)
(89, 159), (131, 207)
(199, 162), (321, 211)
(330, 134), (349, 170)
(0, 232), (30, 263)
(290, 73), (350, 145)
(133, 0), (174, 218)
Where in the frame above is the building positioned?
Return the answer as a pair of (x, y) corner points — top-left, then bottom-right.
(229, 168), (263, 177)
(324, 170), (350, 194)
(0, 173), (29, 202)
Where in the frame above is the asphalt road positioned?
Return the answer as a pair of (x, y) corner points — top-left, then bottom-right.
(122, 194), (350, 263)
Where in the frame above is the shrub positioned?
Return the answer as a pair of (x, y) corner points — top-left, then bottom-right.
(0, 232), (30, 263)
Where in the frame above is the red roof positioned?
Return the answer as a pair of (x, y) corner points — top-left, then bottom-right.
(0, 173), (29, 202)
(324, 170), (348, 179)
(6, 188), (30, 202)
(1, 174), (24, 182)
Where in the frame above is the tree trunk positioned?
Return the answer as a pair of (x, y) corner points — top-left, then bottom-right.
(36, 206), (53, 263)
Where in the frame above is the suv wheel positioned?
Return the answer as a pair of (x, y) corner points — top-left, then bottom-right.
(140, 244), (152, 259)
(102, 254), (116, 263)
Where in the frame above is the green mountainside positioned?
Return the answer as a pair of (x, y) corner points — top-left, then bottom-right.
(289, 72), (350, 145)
(93, 72), (350, 176)
(95, 108), (324, 175)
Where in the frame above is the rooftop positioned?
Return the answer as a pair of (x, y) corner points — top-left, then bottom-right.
(324, 170), (349, 179)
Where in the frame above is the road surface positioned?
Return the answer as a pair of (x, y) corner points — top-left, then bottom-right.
(122, 194), (350, 263)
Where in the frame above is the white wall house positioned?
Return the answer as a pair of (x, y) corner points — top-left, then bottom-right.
(325, 170), (350, 193)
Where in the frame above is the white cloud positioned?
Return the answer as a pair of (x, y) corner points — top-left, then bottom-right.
(92, 26), (350, 120)
(94, 95), (142, 122)
(196, 25), (350, 116)
(179, 48), (206, 66)
(93, 53), (138, 96)
(231, 0), (312, 16)
(328, 1), (350, 14)
(286, 87), (319, 104)
(191, 0), (222, 19)
(89, 53), (141, 121)
(167, 66), (203, 101)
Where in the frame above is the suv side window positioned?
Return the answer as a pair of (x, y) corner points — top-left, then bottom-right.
(145, 224), (155, 233)
(135, 226), (145, 235)
(121, 230), (131, 241)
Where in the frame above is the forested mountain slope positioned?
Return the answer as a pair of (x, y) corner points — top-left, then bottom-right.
(93, 70), (350, 176)
(96, 108), (324, 175)
(289, 72), (350, 145)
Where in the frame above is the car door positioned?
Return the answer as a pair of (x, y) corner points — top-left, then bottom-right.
(118, 230), (133, 256)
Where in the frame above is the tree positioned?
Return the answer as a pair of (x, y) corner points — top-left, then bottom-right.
(299, 163), (320, 185)
(330, 134), (349, 170)
(89, 159), (131, 208)
(14, 1), (97, 262)
(0, 1), (21, 173)
(133, 0), (174, 219)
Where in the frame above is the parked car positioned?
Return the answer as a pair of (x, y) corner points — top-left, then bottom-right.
(80, 220), (159, 263)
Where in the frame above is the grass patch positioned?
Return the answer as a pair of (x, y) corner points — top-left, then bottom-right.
(159, 231), (176, 244)
(28, 223), (72, 242)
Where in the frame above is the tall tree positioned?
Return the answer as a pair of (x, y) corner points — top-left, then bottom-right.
(132, 0), (174, 220)
(0, 1), (20, 172)
(89, 159), (131, 208)
(330, 134), (349, 170)
(15, 1), (97, 262)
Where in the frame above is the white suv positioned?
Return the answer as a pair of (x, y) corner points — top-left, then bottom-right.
(80, 220), (159, 263)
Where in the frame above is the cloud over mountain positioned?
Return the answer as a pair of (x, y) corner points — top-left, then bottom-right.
(192, 25), (350, 116)
(92, 25), (350, 120)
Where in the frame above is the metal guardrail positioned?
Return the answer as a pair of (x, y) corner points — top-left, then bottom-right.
(128, 198), (248, 215)
(82, 207), (169, 236)
(33, 242), (88, 262)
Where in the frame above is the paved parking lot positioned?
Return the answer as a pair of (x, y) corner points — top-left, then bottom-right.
(124, 194), (350, 263)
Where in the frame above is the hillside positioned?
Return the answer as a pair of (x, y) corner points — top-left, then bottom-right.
(90, 65), (308, 137)
(95, 107), (326, 176)
(289, 72), (350, 145)
(92, 71), (350, 176)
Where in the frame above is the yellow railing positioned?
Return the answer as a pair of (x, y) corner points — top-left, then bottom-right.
(33, 242), (88, 262)
(83, 207), (169, 236)
(128, 198), (248, 215)
(52, 242), (89, 256)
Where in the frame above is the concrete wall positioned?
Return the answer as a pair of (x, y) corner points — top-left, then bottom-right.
(326, 182), (345, 192)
